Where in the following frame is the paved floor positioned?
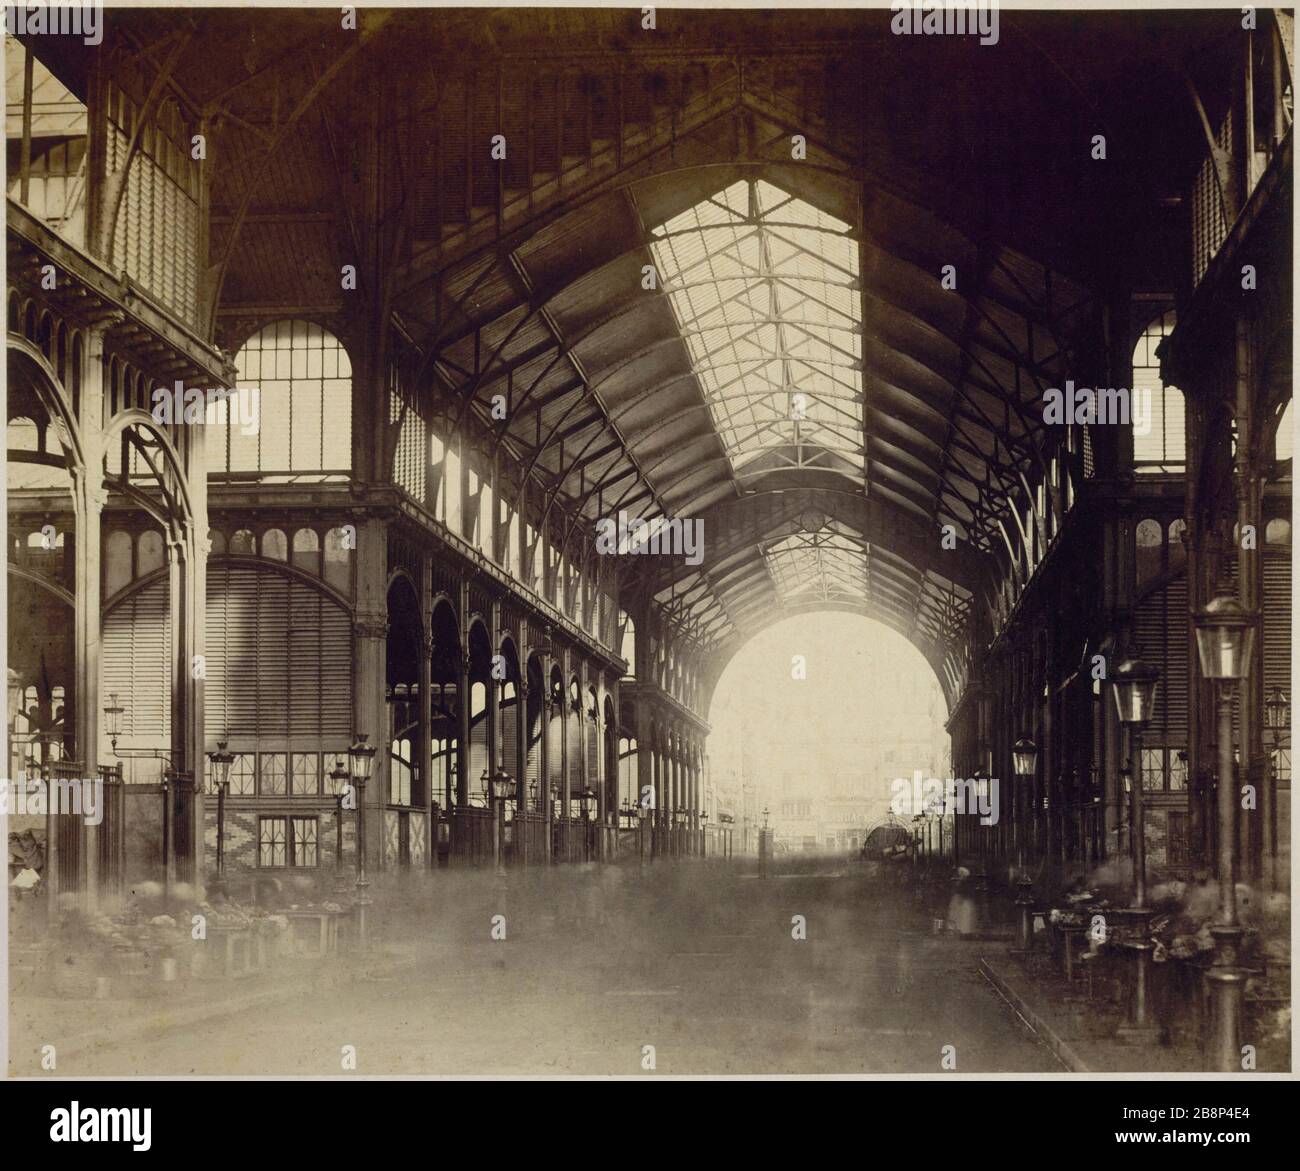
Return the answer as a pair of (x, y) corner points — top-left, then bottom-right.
(13, 860), (1062, 1076)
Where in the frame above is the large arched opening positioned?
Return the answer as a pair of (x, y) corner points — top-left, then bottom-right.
(707, 612), (949, 861)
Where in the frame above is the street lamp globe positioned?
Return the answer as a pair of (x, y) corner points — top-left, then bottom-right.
(103, 692), (125, 748)
(329, 757), (351, 798)
(1194, 594), (1255, 681)
(349, 734), (377, 783)
(494, 769), (516, 802)
(1265, 687), (1290, 732)
(1111, 654), (1161, 727)
(207, 741), (236, 791)
(1012, 736), (1038, 780)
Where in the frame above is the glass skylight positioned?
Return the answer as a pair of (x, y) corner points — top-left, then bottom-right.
(650, 179), (862, 478)
(764, 531), (867, 604)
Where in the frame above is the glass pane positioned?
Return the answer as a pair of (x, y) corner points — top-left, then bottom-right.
(260, 752), (287, 796)
(258, 817), (287, 867)
(291, 817), (318, 867)
(230, 753), (255, 796)
(291, 753), (320, 796)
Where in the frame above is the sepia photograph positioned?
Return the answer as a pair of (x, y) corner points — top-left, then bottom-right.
(1, 0), (1295, 1139)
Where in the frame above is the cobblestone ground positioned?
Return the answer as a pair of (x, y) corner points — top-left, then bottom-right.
(17, 859), (1061, 1076)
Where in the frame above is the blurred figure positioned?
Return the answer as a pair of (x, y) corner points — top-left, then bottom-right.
(946, 867), (976, 935)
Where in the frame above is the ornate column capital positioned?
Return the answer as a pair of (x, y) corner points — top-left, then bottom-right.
(353, 613), (389, 641)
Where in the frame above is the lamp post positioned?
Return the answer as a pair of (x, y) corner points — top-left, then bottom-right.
(970, 767), (992, 896)
(636, 798), (647, 872)
(490, 769), (514, 877)
(349, 734), (376, 950)
(207, 742), (235, 888)
(329, 757), (350, 895)
(1012, 736), (1038, 952)
(1262, 688), (1289, 892)
(1195, 594), (1255, 1071)
(700, 811), (709, 859)
(579, 786), (596, 863)
(1111, 652), (1160, 1039)
(1113, 654), (1160, 908)
(759, 806), (771, 879)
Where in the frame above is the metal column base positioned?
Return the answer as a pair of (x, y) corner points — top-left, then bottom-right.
(1205, 924), (1247, 1072)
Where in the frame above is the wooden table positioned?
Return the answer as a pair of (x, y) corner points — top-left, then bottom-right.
(1057, 922), (1089, 986)
(207, 923), (266, 978)
(279, 909), (343, 958)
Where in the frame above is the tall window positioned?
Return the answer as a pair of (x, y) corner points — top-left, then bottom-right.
(5, 37), (88, 248)
(440, 440), (462, 533)
(1132, 310), (1185, 473)
(104, 83), (200, 322)
(503, 503), (520, 579)
(479, 476), (495, 557)
(214, 321), (352, 477)
(258, 816), (319, 867)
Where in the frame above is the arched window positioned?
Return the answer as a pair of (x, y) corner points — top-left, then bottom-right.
(262, 529), (288, 561)
(105, 531), (133, 596)
(1132, 309), (1185, 473)
(323, 527), (351, 594)
(292, 528), (321, 575)
(215, 320), (352, 477)
(137, 530), (166, 576)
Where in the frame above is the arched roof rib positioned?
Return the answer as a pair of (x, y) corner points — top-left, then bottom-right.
(67, 6), (1237, 703)
(408, 157), (1081, 672)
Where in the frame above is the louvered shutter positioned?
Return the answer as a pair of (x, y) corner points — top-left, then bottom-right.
(567, 711), (582, 795)
(258, 572), (290, 736)
(318, 595), (351, 737)
(207, 564), (352, 742)
(288, 587), (322, 736)
(1163, 574), (1189, 742)
(1135, 585), (1167, 740)
(102, 578), (171, 747)
(1263, 550), (1291, 695)
(501, 692), (519, 779)
(526, 702), (541, 798)
(547, 712), (562, 797)
(586, 717), (600, 789)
